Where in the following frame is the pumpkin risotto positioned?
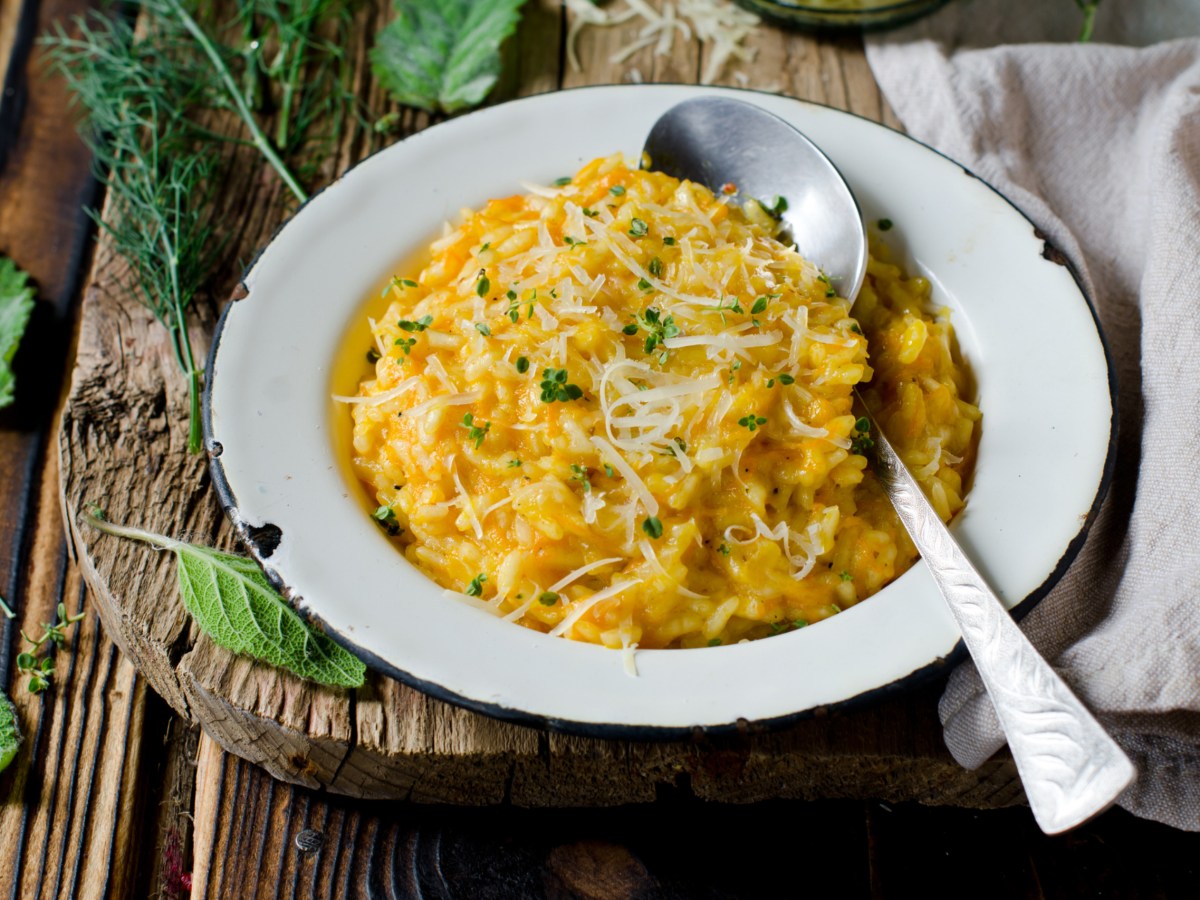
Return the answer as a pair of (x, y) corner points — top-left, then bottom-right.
(343, 154), (980, 652)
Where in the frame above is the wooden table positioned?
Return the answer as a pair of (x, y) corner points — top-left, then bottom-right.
(1, 0), (1198, 896)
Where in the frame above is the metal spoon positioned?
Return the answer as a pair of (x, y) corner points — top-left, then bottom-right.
(643, 96), (1135, 835)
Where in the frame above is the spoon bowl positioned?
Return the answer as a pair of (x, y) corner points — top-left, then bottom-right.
(642, 96), (868, 300)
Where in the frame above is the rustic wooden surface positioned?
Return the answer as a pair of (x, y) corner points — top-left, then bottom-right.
(54, 0), (1026, 807)
(3, 0), (1200, 897)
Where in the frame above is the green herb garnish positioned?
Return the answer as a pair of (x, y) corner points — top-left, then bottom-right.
(466, 573), (487, 597)
(553, 176), (572, 186)
(474, 322), (492, 337)
(475, 271), (490, 296)
(609, 184), (626, 196)
(642, 516), (663, 539)
(647, 257), (663, 277)
(372, 505), (402, 536)
(631, 307), (680, 359)
(0, 692), (20, 774)
(628, 217), (648, 237)
(0, 257), (35, 410)
(777, 373), (795, 385)
(538, 591), (560, 605)
(84, 512), (366, 687)
(850, 416), (875, 456)
(399, 315), (433, 332)
(460, 412), (491, 448)
(508, 458), (522, 467)
(515, 356), (529, 374)
(877, 218), (893, 231)
(539, 368), (584, 403)
(569, 464), (592, 493)
(371, 0), (524, 114)
(707, 638), (722, 647)
(737, 415), (767, 432)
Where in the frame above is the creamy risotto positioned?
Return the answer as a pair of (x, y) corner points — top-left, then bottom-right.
(343, 154), (979, 651)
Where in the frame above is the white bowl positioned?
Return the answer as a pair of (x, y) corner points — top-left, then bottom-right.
(204, 85), (1114, 736)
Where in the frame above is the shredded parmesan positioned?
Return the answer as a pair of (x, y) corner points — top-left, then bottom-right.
(548, 557), (624, 593)
(590, 436), (659, 517)
(332, 376), (419, 406)
(549, 579), (643, 637)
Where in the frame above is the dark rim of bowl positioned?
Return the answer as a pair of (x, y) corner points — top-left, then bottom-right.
(203, 83), (1119, 742)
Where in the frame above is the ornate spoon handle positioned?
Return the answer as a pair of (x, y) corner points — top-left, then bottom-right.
(860, 400), (1135, 834)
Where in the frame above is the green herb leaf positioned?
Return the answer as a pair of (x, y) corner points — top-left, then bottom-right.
(539, 367), (584, 403)
(0, 690), (21, 774)
(553, 176), (572, 186)
(647, 257), (663, 277)
(474, 322), (492, 337)
(370, 0), (524, 114)
(877, 218), (893, 231)
(538, 591), (560, 605)
(373, 505), (402, 536)
(850, 417), (875, 456)
(476, 272), (490, 296)
(628, 217), (649, 238)
(707, 638), (722, 647)
(609, 184), (626, 196)
(460, 412), (490, 447)
(87, 515), (365, 687)
(0, 256), (35, 410)
(178, 544), (365, 686)
(737, 415), (767, 432)
(642, 516), (663, 539)
(515, 355), (529, 374)
(662, 236), (676, 246)
(466, 573), (487, 596)
(777, 373), (795, 385)
(398, 315), (433, 332)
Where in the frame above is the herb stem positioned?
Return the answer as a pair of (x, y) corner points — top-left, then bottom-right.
(167, 0), (308, 202)
(84, 511), (181, 551)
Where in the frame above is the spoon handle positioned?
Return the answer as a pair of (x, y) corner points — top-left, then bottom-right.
(861, 403), (1136, 834)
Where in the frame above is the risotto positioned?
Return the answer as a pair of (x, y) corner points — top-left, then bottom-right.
(342, 154), (980, 652)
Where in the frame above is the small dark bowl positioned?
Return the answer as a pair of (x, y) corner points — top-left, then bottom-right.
(736, 0), (949, 30)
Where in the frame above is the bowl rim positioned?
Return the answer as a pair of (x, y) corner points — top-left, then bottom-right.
(203, 83), (1117, 739)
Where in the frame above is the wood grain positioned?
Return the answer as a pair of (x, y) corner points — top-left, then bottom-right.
(54, 0), (1028, 809)
(191, 733), (1199, 900)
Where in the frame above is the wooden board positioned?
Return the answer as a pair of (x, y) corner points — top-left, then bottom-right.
(56, 0), (1024, 806)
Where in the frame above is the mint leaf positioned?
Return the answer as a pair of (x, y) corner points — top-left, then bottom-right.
(0, 690), (21, 774)
(87, 515), (366, 688)
(371, 0), (525, 114)
(0, 255), (36, 409)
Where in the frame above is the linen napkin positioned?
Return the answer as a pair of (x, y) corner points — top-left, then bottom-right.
(865, 0), (1200, 831)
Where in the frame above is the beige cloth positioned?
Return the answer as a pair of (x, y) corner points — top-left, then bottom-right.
(866, 1), (1200, 831)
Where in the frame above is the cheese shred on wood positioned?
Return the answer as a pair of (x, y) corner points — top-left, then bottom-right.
(348, 154), (981, 650)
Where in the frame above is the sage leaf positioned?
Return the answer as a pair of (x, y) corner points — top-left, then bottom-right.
(0, 255), (36, 410)
(370, 0), (524, 114)
(0, 690), (21, 774)
(86, 514), (366, 688)
(175, 543), (366, 687)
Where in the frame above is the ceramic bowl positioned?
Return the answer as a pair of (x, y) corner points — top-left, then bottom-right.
(204, 85), (1114, 737)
